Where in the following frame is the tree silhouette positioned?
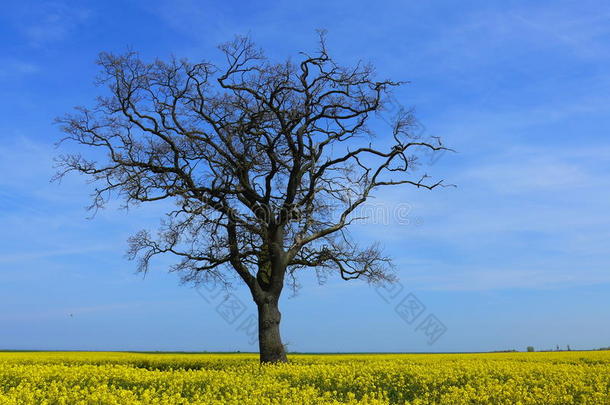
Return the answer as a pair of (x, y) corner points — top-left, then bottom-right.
(55, 33), (448, 363)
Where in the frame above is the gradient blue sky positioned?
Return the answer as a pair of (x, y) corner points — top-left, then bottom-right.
(1, 0), (609, 353)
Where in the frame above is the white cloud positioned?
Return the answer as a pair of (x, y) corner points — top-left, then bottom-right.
(464, 157), (591, 194)
(0, 245), (112, 264)
(0, 59), (39, 78)
(398, 265), (610, 292)
(16, 2), (91, 46)
(510, 8), (610, 58)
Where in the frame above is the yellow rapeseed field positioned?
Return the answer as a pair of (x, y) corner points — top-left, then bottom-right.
(0, 351), (608, 404)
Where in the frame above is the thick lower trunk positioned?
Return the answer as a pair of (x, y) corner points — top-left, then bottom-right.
(257, 297), (287, 363)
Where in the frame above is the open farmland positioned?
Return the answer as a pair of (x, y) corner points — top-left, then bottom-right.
(0, 351), (608, 404)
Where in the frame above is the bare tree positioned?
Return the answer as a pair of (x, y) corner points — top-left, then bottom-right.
(55, 33), (449, 363)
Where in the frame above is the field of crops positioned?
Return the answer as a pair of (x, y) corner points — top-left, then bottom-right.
(0, 351), (608, 404)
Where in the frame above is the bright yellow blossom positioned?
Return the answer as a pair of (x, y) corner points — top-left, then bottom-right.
(0, 351), (608, 404)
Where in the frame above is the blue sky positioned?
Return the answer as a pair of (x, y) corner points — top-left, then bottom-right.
(1, 0), (609, 353)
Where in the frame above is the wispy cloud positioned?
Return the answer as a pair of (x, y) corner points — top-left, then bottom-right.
(510, 8), (610, 58)
(398, 265), (610, 292)
(463, 154), (595, 194)
(0, 59), (39, 78)
(0, 245), (112, 264)
(13, 2), (91, 46)
(0, 299), (184, 322)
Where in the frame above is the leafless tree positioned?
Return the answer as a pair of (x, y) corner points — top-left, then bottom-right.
(55, 32), (449, 363)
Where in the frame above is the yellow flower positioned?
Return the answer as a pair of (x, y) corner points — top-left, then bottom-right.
(0, 351), (608, 403)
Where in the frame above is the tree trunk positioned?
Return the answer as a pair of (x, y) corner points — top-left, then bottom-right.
(257, 296), (287, 363)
